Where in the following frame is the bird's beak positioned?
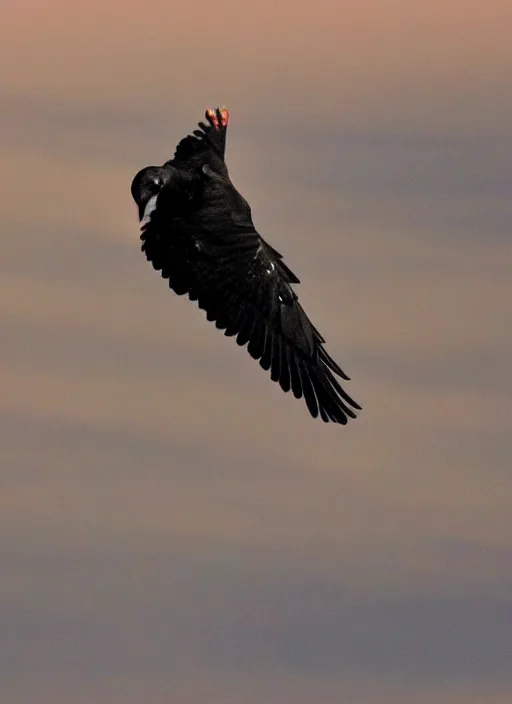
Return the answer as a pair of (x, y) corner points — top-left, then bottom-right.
(139, 195), (158, 227)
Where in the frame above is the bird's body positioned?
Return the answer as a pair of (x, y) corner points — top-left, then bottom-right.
(131, 107), (361, 423)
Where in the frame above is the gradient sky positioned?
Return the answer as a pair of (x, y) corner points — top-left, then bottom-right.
(2, 1), (512, 702)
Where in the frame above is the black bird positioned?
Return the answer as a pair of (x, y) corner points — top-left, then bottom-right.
(131, 107), (361, 423)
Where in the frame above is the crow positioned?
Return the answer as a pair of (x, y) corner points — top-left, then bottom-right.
(131, 107), (361, 423)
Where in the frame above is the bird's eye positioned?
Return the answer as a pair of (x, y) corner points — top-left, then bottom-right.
(146, 176), (163, 195)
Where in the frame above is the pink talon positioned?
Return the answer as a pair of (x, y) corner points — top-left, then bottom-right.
(218, 106), (229, 128)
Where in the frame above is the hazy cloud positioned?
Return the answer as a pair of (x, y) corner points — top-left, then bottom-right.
(2, 1), (511, 702)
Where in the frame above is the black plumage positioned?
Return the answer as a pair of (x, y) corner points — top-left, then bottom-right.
(131, 107), (361, 423)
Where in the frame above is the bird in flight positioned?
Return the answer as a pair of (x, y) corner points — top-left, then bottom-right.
(131, 107), (361, 423)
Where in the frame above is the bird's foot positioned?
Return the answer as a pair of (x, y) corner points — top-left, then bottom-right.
(205, 106), (229, 131)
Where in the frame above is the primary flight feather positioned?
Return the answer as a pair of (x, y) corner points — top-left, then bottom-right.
(131, 107), (361, 424)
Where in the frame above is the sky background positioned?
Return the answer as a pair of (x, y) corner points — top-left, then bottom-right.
(1, 1), (512, 702)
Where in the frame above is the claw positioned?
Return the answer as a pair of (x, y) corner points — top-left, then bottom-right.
(205, 108), (218, 129)
(217, 106), (229, 128)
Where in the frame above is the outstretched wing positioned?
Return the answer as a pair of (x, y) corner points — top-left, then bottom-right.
(140, 168), (361, 424)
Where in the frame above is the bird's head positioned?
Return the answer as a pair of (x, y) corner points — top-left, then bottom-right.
(130, 166), (169, 221)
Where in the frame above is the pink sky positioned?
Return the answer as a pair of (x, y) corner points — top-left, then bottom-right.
(1, 1), (511, 702)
